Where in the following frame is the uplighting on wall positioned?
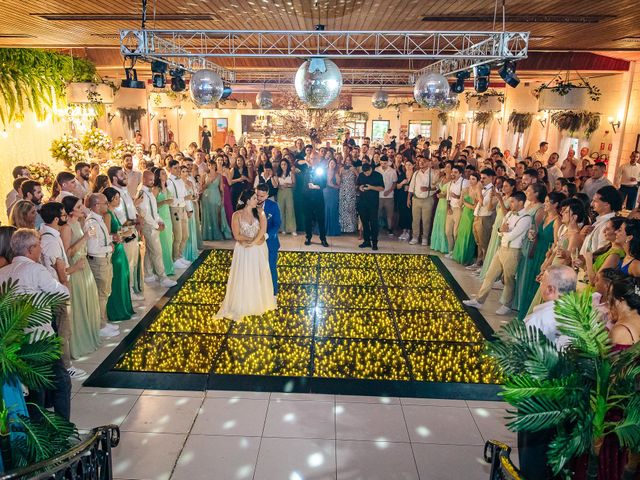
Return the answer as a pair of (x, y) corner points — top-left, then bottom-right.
(608, 115), (621, 133)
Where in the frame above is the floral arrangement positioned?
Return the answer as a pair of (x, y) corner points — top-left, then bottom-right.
(81, 127), (113, 154)
(26, 162), (55, 192)
(111, 139), (137, 162)
(49, 134), (86, 168)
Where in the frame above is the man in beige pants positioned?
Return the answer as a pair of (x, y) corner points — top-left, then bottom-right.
(85, 193), (117, 338)
(166, 159), (190, 268)
(408, 156), (436, 246)
(463, 191), (530, 315)
(469, 168), (497, 270)
(138, 170), (178, 288)
(445, 165), (468, 255)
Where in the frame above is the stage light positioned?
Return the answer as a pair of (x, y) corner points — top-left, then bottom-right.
(474, 65), (490, 93)
(151, 60), (167, 74)
(498, 61), (520, 88)
(450, 70), (470, 94)
(221, 86), (233, 99)
(152, 73), (165, 88)
(170, 67), (186, 92)
(121, 68), (145, 89)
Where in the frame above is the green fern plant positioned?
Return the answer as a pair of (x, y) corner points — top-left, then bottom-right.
(0, 280), (78, 471)
(488, 289), (640, 479)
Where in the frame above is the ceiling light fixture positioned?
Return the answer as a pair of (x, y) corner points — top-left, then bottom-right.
(498, 61), (520, 88)
(474, 65), (490, 93)
(170, 67), (186, 92)
(121, 56), (145, 89)
(450, 71), (470, 94)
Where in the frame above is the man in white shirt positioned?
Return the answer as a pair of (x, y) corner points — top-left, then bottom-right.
(107, 165), (145, 301)
(582, 162), (612, 200)
(470, 168), (497, 270)
(375, 155), (398, 236)
(580, 185), (621, 256)
(74, 162), (91, 200)
(123, 153), (143, 198)
(167, 159), (191, 268)
(138, 170), (177, 289)
(464, 191), (531, 315)
(54, 171), (81, 202)
(616, 150), (640, 210)
(408, 156), (437, 246)
(84, 194), (118, 338)
(531, 141), (549, 165)
(546, 153), (563, 187)
(445, 166), (468, 254)
(0, 228), (71, 420)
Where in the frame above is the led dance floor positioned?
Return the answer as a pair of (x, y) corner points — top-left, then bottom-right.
(85, 250), (501, 399)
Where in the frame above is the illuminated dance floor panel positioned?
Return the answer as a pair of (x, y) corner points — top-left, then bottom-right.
(85, 250), (501, 400)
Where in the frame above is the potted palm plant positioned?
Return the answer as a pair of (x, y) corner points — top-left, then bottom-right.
(487, 289), (640, 479)
(0, 280), (78, 472)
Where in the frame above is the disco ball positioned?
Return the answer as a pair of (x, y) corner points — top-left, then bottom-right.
(256, 91), (273, 109)
(371, 90), (389, 109)
(189, 69), (224, 107)
(439, 91), (459, 112)
(295, 58), (343, 108)
(413, 72), (449, 109)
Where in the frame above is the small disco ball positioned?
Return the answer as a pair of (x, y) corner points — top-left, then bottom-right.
(371, 90), (389, 109)
(440, 91), (459, 112)
(295, 58), (343, 108)
(413, 72), (449, 109)
(189, 69), (224, 107)
(256, 91), (273, 109)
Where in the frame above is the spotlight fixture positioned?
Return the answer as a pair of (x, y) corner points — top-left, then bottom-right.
(221, 86), (232, 99)
(170, 67), (186, 92)
(474, 65), (490, 93)
(608, 116), (621, 133)
(451, 70), (471, 94)
(498, 61), (520, 88)
(121, 55), (145, 89)
(151, 60), (167, 89)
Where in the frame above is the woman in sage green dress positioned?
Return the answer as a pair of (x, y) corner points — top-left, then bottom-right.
(103, 187), (135, 322)
(201, 160), (232, 241)
(452, 173), (479, 265)
(182, 165), (200, 262)
(430, 172), (450, 253)
(511, 183), (547, 316)
(153, 168), (174, 276)
(480, 178), (516, 280)
(61, 196), (101, 358)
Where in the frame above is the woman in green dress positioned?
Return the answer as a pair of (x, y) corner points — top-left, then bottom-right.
(452, 172), (479, 265)
(480, 178), (516, 280)
(182, 165), (200, 262)
(201, 159), (232, 240)
(60, 196), (101, 358)
(103, 187), (135, 322)
(153, 168), (175, 276)
(430, 168), (450, 253)
(585, 216), (626, 284)
(513, 184), (555, 320)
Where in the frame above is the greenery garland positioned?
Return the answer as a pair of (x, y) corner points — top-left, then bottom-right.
(550, 111), (601, 138)
(473, 111), (493, 127)
(507, 112), (533, 134)
(0, 49), (97, 127)
(533, 74), (601, 102)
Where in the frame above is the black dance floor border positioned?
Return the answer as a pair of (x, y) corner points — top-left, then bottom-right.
(84, 249), (501, 400)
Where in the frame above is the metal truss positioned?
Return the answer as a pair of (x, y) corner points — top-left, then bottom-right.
(120, 29), (529, 76)
(233, 70), (413, 87)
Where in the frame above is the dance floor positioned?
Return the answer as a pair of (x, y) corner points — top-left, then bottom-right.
(85, 249), (501, 399)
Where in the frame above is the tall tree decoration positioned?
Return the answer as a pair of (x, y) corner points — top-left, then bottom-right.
(508, 112), (533, 155)
(272, 93), (366, 145)
(473, 111), (493, 150)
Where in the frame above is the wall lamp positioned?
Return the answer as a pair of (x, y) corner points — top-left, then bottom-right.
(536, 113), (547, 128)
(608, 116), (621, 133)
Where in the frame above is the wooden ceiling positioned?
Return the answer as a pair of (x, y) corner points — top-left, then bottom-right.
(1, 0), (639, 72)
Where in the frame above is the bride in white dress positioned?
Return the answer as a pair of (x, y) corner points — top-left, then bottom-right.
(216, 189), (277, 321)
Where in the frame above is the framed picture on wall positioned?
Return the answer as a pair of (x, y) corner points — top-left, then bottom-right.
(408, 120), (432, 140)
(371, 120), (390, 141)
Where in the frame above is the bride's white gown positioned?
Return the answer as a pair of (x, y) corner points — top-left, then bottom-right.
(215, 215), (276, 321)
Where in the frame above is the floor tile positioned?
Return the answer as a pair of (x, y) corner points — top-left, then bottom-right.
(264, 399), (335, 439)
(412, 443), (491, 480)
(254, 437), (336, 480)
(469, 407), (516, 445)
(78, 387), (144, 396)
(466, 400), (509, 409)
(402, 405), (484, 445)
(112, 432), (186, 480)
(271, 392), (334, 402)
(336, 402), (409, 442)
(206, 389), (271, 400)
(71, 393), (138, 430)
(400, 397), (468, 407)
(337, 440), (419, 480)
(120, 395), (202, 433)
(335, 395), (400, 405)
(171, 435), (260, 480)
(143, 389), (205, 397)
(191, 397), (268, 436)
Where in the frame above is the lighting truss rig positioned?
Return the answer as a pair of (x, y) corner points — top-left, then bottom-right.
(233, 70), (413, 87)
(120, 29), (529, 79)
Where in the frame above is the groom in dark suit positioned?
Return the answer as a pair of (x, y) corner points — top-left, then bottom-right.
(256, 184), (281, 296)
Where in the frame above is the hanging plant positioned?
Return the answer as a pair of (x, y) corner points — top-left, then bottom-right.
(438, 111), (449, 125)
(507, 112), (533, 134)
(533, 74), (601, 102)
(550, 111), (601, 138)
(0, 48), (97, 127)
(473, 111), (493, 127)
(465, 89), (505, 105)
(117, 107), (147, 132)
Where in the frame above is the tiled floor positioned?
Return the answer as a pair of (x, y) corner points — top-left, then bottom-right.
(73, 234), (516, 479)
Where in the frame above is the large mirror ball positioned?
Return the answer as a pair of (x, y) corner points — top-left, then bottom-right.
(295, 58), (343, 108)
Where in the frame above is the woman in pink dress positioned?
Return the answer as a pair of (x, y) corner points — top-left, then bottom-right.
(217, 155), (234, 226)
